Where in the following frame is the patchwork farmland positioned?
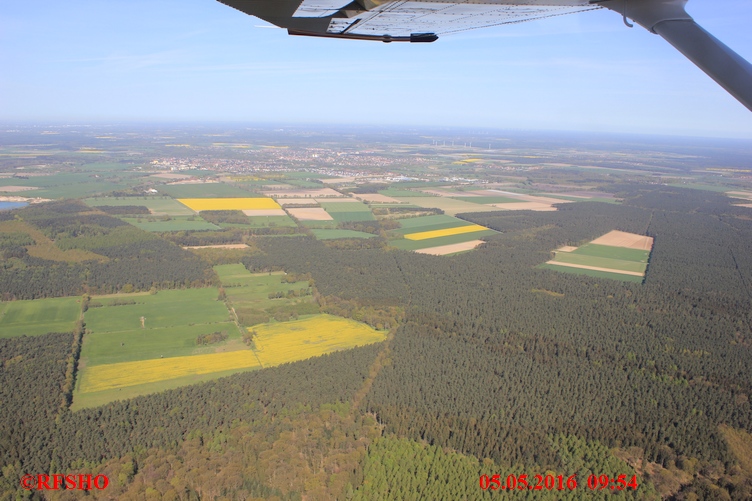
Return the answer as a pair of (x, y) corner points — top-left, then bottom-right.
(541, 230), (654, 282)
(389, 214), (497, 254)
(73, 267), (385, 408)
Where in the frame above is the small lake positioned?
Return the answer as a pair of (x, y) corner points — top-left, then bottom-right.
(0, 201), (28, 211)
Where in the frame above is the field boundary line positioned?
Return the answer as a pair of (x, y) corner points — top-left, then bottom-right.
(545, 260), (645, 277)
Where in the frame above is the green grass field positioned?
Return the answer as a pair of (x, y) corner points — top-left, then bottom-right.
(121, 216), (221, 232)
(244, 215), (298, 228)
(214, 265), (313, 312)
(85, 196), (195, 216)
(214, 264), (268, 292)
(84, 288), (230, 333)
(394, 214), (462, 229)
(328, 211), (376, 222)
(82, 322), (241, 366)
(157, 183), (254, 198)
(0, 173), (136, 199)
(319, 201), (375, 222)
(300, 220), (339, 228)
(310, 229), (377, 240)
(392, 215), (471, 236)
(0, 297), (81, 338)
(571, 243), (650, 262)
(550, 253), (647, 274)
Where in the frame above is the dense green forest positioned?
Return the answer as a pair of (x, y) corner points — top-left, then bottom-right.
(0, 201), (213, 299)
(2, 185), (752, 499)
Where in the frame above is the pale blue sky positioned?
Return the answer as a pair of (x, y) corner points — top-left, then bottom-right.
(1, 0), (751, 138)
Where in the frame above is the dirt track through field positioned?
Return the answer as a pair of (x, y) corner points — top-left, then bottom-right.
(545, 261), (645, 277)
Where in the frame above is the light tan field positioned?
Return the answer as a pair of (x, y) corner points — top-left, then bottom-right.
(727, 191), (752, 200)
(241, 209), (287, 216)
(591, 230), (654, 250)
(500, 193), (572, 205)
(183, 244), (249, 249)
(0, 185), (38, 192)
(545, 261), (645, 277)
(556, 246), (578, 252)
(419, 189), (475, 197)
(354, 193), (403, 204)
(287, 207), (333, 221)
(0, 196), (51, 203)
(489, 202), (558, 211)
(277, 198), (321, 206)
(415, 240), (485, 255)
(167, 179), (219, 185)
(735, 203), (752, 208)
(150, 173), (192, 180)
(262, 188), (344, 198)
(321, 177), (357, 184)
(314, 197), (356, 203)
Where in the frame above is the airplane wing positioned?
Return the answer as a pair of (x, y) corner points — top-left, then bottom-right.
(217, 0), (752, 112)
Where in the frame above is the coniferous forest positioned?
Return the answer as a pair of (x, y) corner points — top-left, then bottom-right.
(2, 185), (752, 500)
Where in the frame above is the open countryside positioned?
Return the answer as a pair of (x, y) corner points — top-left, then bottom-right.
(2, 124), (752, 500)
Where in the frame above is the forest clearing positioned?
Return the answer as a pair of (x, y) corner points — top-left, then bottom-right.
(543, 230), (653, 281)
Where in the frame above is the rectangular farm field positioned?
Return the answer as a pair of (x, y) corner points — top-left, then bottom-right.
(178, 197), (281, 212)
(84, 288), (230, 333)
(571, 243), (650, 262)
(81, 321), (241, 366)
(121, 216), (221, 232)
(251, 314), (386, 367)
(311, 229), (377, 240)
(390, 230), (497, 251)
(158, 183), (254, 198)
(84, 197), (195, 216)
(0, 296), (82, 338)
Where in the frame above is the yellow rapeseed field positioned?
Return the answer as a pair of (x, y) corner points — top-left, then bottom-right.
(252, 314), (386, 367)
(79, 314), (385, 393)
(404, 224), (488, 241)
(178, 197), (281, 212)
(79, 350), (262, 393)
